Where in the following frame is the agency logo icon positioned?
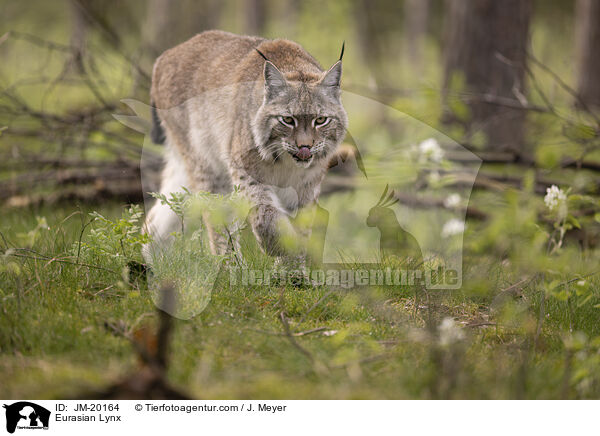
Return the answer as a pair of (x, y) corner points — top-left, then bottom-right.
(3, 402), (50, 434)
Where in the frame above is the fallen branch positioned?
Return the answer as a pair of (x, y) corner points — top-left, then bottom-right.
(465, 322), (497, 328)
(246, 326), (330, 337)
(278, 311), (316, 363)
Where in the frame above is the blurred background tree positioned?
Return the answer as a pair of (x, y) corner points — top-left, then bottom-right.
(0, 0), (598, 207)
(143, 0), (224, 56)
(442, 0), (533, 153)
(575, 0), (600, 109)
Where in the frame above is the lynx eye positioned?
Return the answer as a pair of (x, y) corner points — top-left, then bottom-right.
(278, 116), (296, 127)
(313, 116), (329, 127)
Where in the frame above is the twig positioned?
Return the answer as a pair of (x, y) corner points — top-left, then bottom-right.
(8, 31), (73, 52)
(156, 284), (176, 370)
(527, 53), (600, 125)
(462, 92), (549, 113)
(534, 290), (545, 350)
(70, 1), (151, 83)
(76, 213), (94, 265)
(550, 270), (600, 290)
(104, 320), (155, 367)
(499, 277), (532, 295)
(465, 322), (497, 328)
(0, 229), (12, 250)
(278, 311), (315, 363)
(293, 326), (329, 337)
(245, 326), (329, 337)
(299, 290), (334, 323)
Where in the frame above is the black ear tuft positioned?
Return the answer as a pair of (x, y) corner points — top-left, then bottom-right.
(339, 41), (345, 61)
(255, 48), (269, 61)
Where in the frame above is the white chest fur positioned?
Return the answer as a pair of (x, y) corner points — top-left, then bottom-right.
(261, 153), (323, 212)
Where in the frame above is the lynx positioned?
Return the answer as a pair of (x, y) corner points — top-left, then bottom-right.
(144, 30), (348, 265)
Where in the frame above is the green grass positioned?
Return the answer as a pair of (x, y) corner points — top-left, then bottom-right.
(1, 0), (599, 400)
(1, 201), (600, 400)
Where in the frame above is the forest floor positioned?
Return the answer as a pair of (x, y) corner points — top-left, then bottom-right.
(1, 201), (599, 400)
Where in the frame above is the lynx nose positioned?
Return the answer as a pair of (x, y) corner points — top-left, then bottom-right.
(295, 129), (313, 150)
(296, 139), (313, 150)
(296, 146), (312, 160)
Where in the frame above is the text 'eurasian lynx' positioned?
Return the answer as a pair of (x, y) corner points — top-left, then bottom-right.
(145, 30), (347, 266)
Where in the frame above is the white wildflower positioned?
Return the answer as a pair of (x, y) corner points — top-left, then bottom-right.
(443, 193), (461, 208)
(544, 185), (567, 219)
(427, 170), (441, 184)
(418, 138), (444, 163)
(441, 218), (465, 238)
(438, 317), (465, 346)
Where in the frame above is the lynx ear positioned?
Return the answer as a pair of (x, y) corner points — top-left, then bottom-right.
(264, 61), (288, 100)
(320, 60), (342, 95)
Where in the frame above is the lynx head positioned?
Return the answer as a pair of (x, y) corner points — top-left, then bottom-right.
(252, 55), (348, 168)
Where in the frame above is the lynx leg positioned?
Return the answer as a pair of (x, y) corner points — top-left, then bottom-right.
(188, 163), (233, 256)
(142, 144), (189, 263)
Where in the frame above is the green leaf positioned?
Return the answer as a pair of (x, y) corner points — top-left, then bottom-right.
(535, 144), (561, 168)
(567, 214), (581, 229)
(563, 122), (597, 142)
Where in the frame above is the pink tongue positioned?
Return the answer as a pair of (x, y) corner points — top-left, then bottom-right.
(296, 146), (311, 160)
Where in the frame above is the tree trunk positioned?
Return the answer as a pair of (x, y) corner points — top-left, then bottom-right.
(69, 0), (89, 73)
(244, 0), (267, 36)
(403, 0), (430, 70)
(575, 0), (600, 109)
(442, 0), (533, 152)
(354, 0), (403, 90)
(282, 0), (301, 37)
(143, 0), (223, 56)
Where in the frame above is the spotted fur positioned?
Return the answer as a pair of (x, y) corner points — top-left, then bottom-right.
(145, 30), (348, 263)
